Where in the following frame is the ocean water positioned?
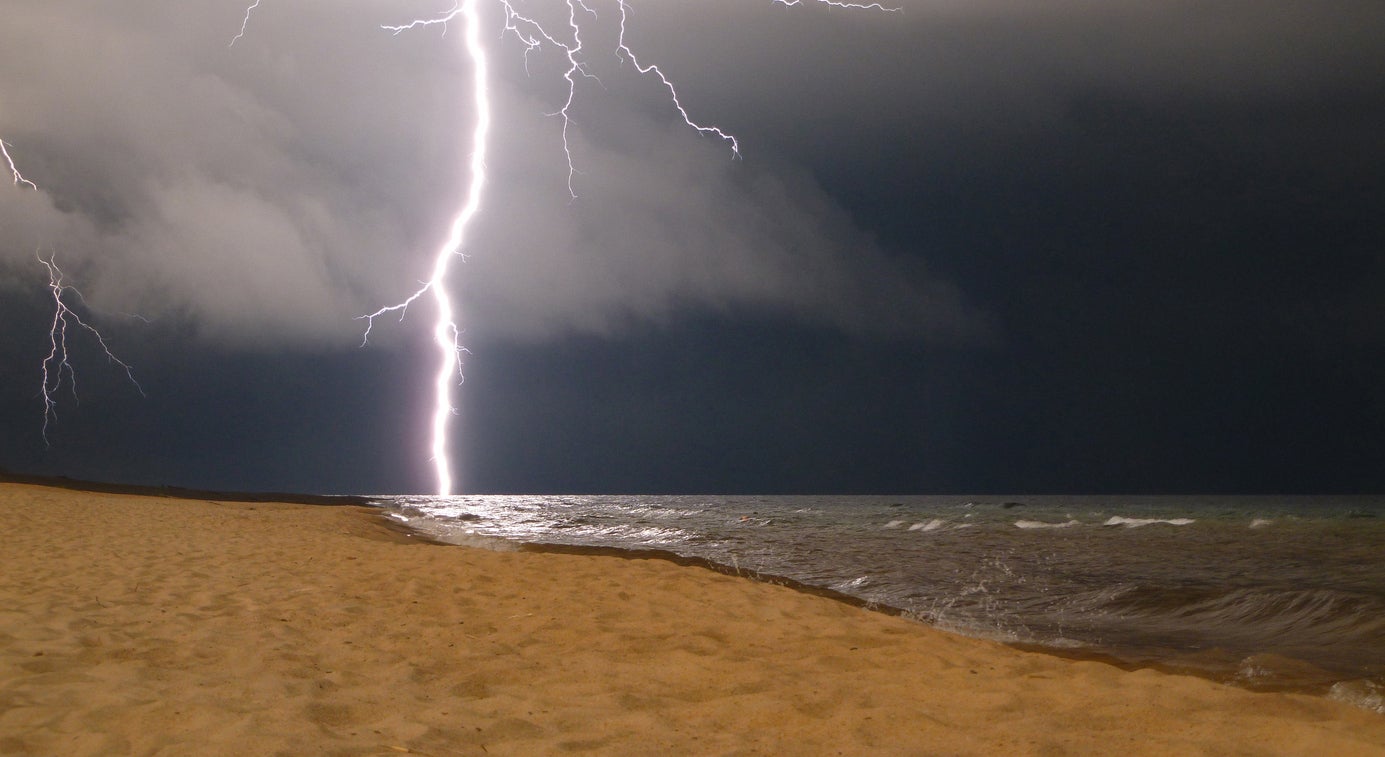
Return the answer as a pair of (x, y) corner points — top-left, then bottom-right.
(373, 494), (1385, 711)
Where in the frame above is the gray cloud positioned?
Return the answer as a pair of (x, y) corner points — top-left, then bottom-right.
(7, 0), (1379, 350)
(1, 0), (439, 345)
(0, 0), (995, 350)
(459, 80), (992, 343)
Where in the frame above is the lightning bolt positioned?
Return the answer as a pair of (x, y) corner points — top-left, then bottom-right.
(614, 1), (741, 158)
(498, 0), (593, 197)
(2, 139), (37, 189)
(37, 254), (145, 447)
(362, 0), (492, 496)
(5, 137), (143, 444)
(366, 0), (896, 495)
(229, 0), (896, 495)
(773, 0), (900, 11)
(229, 0), (262, 47)
(359, 0), (751, 495)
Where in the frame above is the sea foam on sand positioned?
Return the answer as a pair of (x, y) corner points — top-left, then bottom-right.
(2, 483), (1383, 756)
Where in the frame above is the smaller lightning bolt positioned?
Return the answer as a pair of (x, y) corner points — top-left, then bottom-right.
(491, 0), (750, 197)
(773, 0), (901, 11)
(3, 139), (37, 190)
(4, 141), (140, 441)
(498, 0), (594, 197)
(37, 254), (144, 446)
(229, 0), (262, 47)
(615, 0), (741, 157)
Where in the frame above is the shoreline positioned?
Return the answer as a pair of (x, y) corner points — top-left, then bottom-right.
(0, 469), (378, 507)
(516, 541), (1176, 679)
(4, 482), (1384, 754)
(8, 474), (1379, 697)
(391, 505), (1383, 700)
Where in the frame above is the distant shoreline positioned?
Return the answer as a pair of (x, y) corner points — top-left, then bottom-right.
(0, 469), (375, 507)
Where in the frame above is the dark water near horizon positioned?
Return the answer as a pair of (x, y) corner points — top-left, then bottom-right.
(372, 494), (1385, 713)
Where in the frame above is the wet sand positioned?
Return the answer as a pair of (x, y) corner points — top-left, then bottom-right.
(2, 483), (1383, 755)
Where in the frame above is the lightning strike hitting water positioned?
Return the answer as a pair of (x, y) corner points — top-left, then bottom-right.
(360, 0), (748, 495)
(363, 0), (893, 495)
(362, 0), (492, 496)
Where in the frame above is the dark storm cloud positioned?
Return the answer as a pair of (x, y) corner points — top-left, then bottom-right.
(621, 0), (1385, 202)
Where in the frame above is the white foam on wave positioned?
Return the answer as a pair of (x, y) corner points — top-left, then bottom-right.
(396, 516), (521, 552)
(1037, 636), (1089, 649)
(1249, 518), (1274, 529)
(883, 519), (906, 529)
(833, 575), (872, 591)
(1014, 519), (1081, 529)
(909, 519), (946, 532)
(1103, 516), (1195, 528)
(1329, 680), (1385, 715)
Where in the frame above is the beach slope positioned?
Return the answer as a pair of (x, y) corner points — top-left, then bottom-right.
(2, 484), (1382, 755)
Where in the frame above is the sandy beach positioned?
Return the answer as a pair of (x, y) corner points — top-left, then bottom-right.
(2, 483), (1382, 756)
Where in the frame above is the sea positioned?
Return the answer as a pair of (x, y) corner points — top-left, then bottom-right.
(370, 493), (1385, 713)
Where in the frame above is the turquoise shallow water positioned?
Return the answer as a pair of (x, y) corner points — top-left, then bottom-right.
(375, 494), (1385, 709)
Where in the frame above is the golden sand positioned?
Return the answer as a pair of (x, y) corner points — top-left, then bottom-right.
(2, 483), (1383, 755)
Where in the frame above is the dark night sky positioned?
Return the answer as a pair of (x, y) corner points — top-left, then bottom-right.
(2, 0), (1383, 494)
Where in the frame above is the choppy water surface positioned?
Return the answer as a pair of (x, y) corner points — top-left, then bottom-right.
(374, 494), (1385, 710)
